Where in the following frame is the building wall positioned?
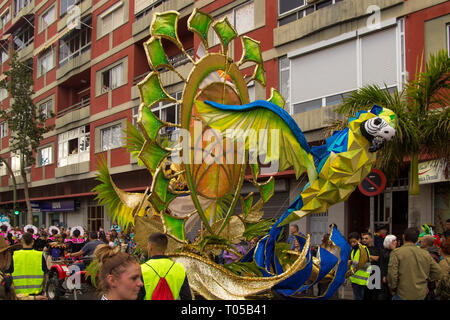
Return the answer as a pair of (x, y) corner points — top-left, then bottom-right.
(0, 0), (448, 232)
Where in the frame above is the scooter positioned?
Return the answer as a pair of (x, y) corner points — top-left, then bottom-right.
(45, 255), (95, 300)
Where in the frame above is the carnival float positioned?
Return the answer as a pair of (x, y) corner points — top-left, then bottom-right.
(92, 9), (397, 300)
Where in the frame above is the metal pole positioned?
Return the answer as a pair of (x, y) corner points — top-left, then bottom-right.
(370, 196), (374, 234)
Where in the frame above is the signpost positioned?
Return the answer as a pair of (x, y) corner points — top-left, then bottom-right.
(358, 169), (387, 197)
(359, 169), (387, 235)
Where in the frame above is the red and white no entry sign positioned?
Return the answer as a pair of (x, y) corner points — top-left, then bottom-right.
(358, 169), (386, 196)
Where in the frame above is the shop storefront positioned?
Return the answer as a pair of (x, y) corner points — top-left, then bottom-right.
(31, 199), (78, 228)
(418, 159), (450, 233)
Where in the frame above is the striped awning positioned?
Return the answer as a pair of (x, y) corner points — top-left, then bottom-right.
(33, 26), (73, 56)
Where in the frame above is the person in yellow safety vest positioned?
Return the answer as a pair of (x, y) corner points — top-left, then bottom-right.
(137, 232), (192, 300)
(11, 232), (48, 295)
(348, 232), (371, 300)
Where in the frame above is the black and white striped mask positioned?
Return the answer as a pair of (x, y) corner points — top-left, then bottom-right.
(360, 117), (396, 152)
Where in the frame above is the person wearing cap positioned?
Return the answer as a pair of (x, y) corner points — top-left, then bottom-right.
(374, 225), (388, 249)
(10, 232), (48, 296)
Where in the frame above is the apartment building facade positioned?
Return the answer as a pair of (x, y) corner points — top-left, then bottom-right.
(0, 0), (448, 242)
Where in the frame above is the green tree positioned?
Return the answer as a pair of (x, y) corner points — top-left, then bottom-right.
(335, 49), (450, 195)
(0, 51), (54, 224)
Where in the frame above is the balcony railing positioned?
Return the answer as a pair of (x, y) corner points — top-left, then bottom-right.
(133, 48), (194, 85)
(59, 43), (91, 67)
(57, 97), (90, 118)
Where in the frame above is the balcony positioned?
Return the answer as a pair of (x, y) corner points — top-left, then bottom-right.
(131, 48), (194, 100)
(12, 0), (34, 22)
(273, 0), (404, 47)
(57, 0), (93, 32)
(132, 0), (194, 39)
(55, 98), (90, 129)
(56, 46), (91, 81)
(55, 160), (90, 178)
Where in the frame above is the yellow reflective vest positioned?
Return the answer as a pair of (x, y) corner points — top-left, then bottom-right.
(141, 258), (186, 300)
(12, 249), (45, 295)
(349, 245), (371, 286)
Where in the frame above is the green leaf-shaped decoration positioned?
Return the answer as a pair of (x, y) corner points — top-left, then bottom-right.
(138, 72), (176, 109)
(250, 162), (260, 181)
(268, 88), (286, 108)
(259, 176), (274, 203)
(253, 63), (266, 87)
(242, 195), (253, 216)
(144, 37), (171, 70)
(163, 213), (185, 241)
(153, 169), (170, 203)
(188, 8), (213, 49)
(212, 17), (237, 55)
(151, 11), (180, 44)
(138, 141), (169, 174)
(240, 36), (263, 65)
(138, 103), (162, 141)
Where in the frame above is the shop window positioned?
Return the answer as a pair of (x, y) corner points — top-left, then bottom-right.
(88, 206), (104, 233)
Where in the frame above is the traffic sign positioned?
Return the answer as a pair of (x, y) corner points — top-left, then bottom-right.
(358, 169), (386, 196)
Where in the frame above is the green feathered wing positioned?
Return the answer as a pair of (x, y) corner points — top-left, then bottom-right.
(194, 100), (317, 184)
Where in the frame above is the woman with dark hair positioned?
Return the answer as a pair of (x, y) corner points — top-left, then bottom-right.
(94, 244), (143, 300)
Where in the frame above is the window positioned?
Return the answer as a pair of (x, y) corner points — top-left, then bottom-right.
(0, 88), (7, 101)
(13, 0), (31, 17)
(100, 4), (124, 36)
(38, 146), (52, 166)
(279, 56), (290, 111)
(0, 164), (6, 176)
(152, 92), (181, 138)
(38, 49), (54, 76)
(102, 64), (123, 92)
(12, 21), (34, 50)
(278, 0), (305, 16)
(57, 125), (90, 167)
(60, 0), (76, 17)
(444, 24), (450, 57)
(248, 82), (255, 102)
(11, 152), (20, 176)
(1, 9), (10, 28)
(39, 100), (53, 119)
(0, 44), (8, 64)
(212, 1), (254, 45)
(132, 106), (138, 127)
(58, 20), (92, 66)
(88, 206), (104, 234)
(0, 122), (7, 138)
(289, 24), (401, 114)
(101, 124), (122, 151)
(41, 6), (56, 30)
